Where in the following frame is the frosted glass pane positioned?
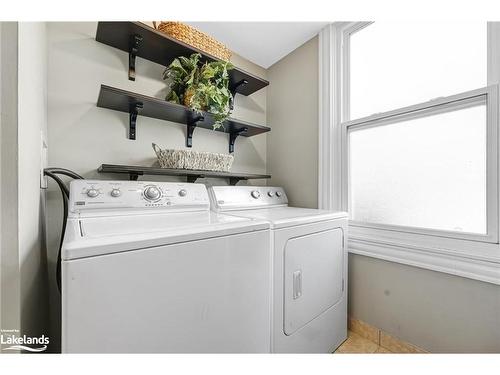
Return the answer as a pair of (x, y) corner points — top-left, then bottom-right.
(349, 105), (487, 234)
(350, 22), (486, 119)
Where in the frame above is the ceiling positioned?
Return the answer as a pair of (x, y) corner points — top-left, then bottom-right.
(185, 22), (329, 69)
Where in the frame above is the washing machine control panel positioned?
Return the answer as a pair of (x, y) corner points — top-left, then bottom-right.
(68, 180), (209, 215)
(209, 186), (288, 211)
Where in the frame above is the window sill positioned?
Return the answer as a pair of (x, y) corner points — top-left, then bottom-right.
(348, 236), (500, 285)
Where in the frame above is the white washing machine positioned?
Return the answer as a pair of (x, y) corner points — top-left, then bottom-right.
(62, 180), (272, 353)
(208, 186), (348, 353)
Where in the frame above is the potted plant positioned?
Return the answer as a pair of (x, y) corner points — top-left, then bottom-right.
(163, 53), (234, 129)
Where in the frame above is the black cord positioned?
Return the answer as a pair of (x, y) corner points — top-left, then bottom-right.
(44, 167), (84, 180)
(44, 170), (70, 198)
(43, 169), (83, 293)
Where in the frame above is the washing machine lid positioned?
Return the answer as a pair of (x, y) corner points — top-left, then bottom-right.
(62, 211), (269, 260)
(221, 207), (348, 229)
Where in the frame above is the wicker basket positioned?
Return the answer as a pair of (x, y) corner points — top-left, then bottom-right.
(153, 143), (234, 172)
(154, 22), (232, 61)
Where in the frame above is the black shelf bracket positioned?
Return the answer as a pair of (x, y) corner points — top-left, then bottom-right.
(129, 102), (143, 140)
(186, 115), (204, 148)
(186, 175), (199, 183)
(128, 34), (143, 81)
(128, 171), (143, 180)
(229, 177), (241, 186)
(229, 127), (248, 153)
(229, 79), (249, 109)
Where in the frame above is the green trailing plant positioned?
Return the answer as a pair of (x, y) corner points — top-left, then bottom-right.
(163, 53), (234, 129)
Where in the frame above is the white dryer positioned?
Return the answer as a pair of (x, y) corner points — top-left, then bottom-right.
(62, 180), (272, 353)
(208, 186), (348, 353)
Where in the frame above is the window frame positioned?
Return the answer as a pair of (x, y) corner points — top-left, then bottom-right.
(341, 85), (498, 244)
(318, 22), (500, 285)
(341, 21), (372, 122)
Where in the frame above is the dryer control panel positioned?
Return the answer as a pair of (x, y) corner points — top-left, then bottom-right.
(208, 186), (288, 211)
(68, 180), (209, 216)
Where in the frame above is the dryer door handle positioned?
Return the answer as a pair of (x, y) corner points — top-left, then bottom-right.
(293, 270), (302, 300)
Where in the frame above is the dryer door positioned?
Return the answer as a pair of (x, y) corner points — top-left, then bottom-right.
(283, 228), (344, 336)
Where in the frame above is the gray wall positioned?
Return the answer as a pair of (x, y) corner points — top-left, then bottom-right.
(267, 31), (500, 353)
(349, 254), (500, 353)
(267, 36), (318, 209)
(0, 22), (20, 342)
(47, 22), (267, 180)
(0, 22), (50, 350)
(0, 21), (2, 330)
(45, 22), (269, 352)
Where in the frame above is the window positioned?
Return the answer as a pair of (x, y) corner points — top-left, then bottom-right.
(345, 88), (497, 243)
(342, 22), (498, 244)
(347, 22), (487, 120)
(318, 22), (500, 283)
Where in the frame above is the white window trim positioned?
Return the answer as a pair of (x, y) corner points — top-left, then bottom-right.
(318, 22), (500, 285)
(318, 23), (339, 211)
(343, 86), (498, 244)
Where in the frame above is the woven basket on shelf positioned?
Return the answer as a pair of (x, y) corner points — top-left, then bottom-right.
(154, 21), (232, 61)
(153, 143), (234, 172)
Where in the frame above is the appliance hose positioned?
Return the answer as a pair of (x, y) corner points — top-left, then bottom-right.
(43, 168), (83, 293)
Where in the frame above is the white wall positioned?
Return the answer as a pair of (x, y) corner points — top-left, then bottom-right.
(268, 31), (500, 353)
(17, 22), (50, 345)
(45, 22), (269, 352)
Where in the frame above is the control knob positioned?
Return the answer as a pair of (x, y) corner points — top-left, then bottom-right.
(178, 189), (187, 197)
(267, 191), (274, 197)
(110, 188), (121, 197)
(251, 190), (260, 199)
(144, 186), (161, 201)
(276, 191), (283, 197)
(86, 188), (99, 198)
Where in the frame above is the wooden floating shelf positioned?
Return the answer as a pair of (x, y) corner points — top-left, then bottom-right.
(97, 85), (270, 152)
(95, 22), (269, 96)
(98, 164), (271, 185)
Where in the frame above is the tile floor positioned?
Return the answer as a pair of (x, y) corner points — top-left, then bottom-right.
(334, 331), (393, 354)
